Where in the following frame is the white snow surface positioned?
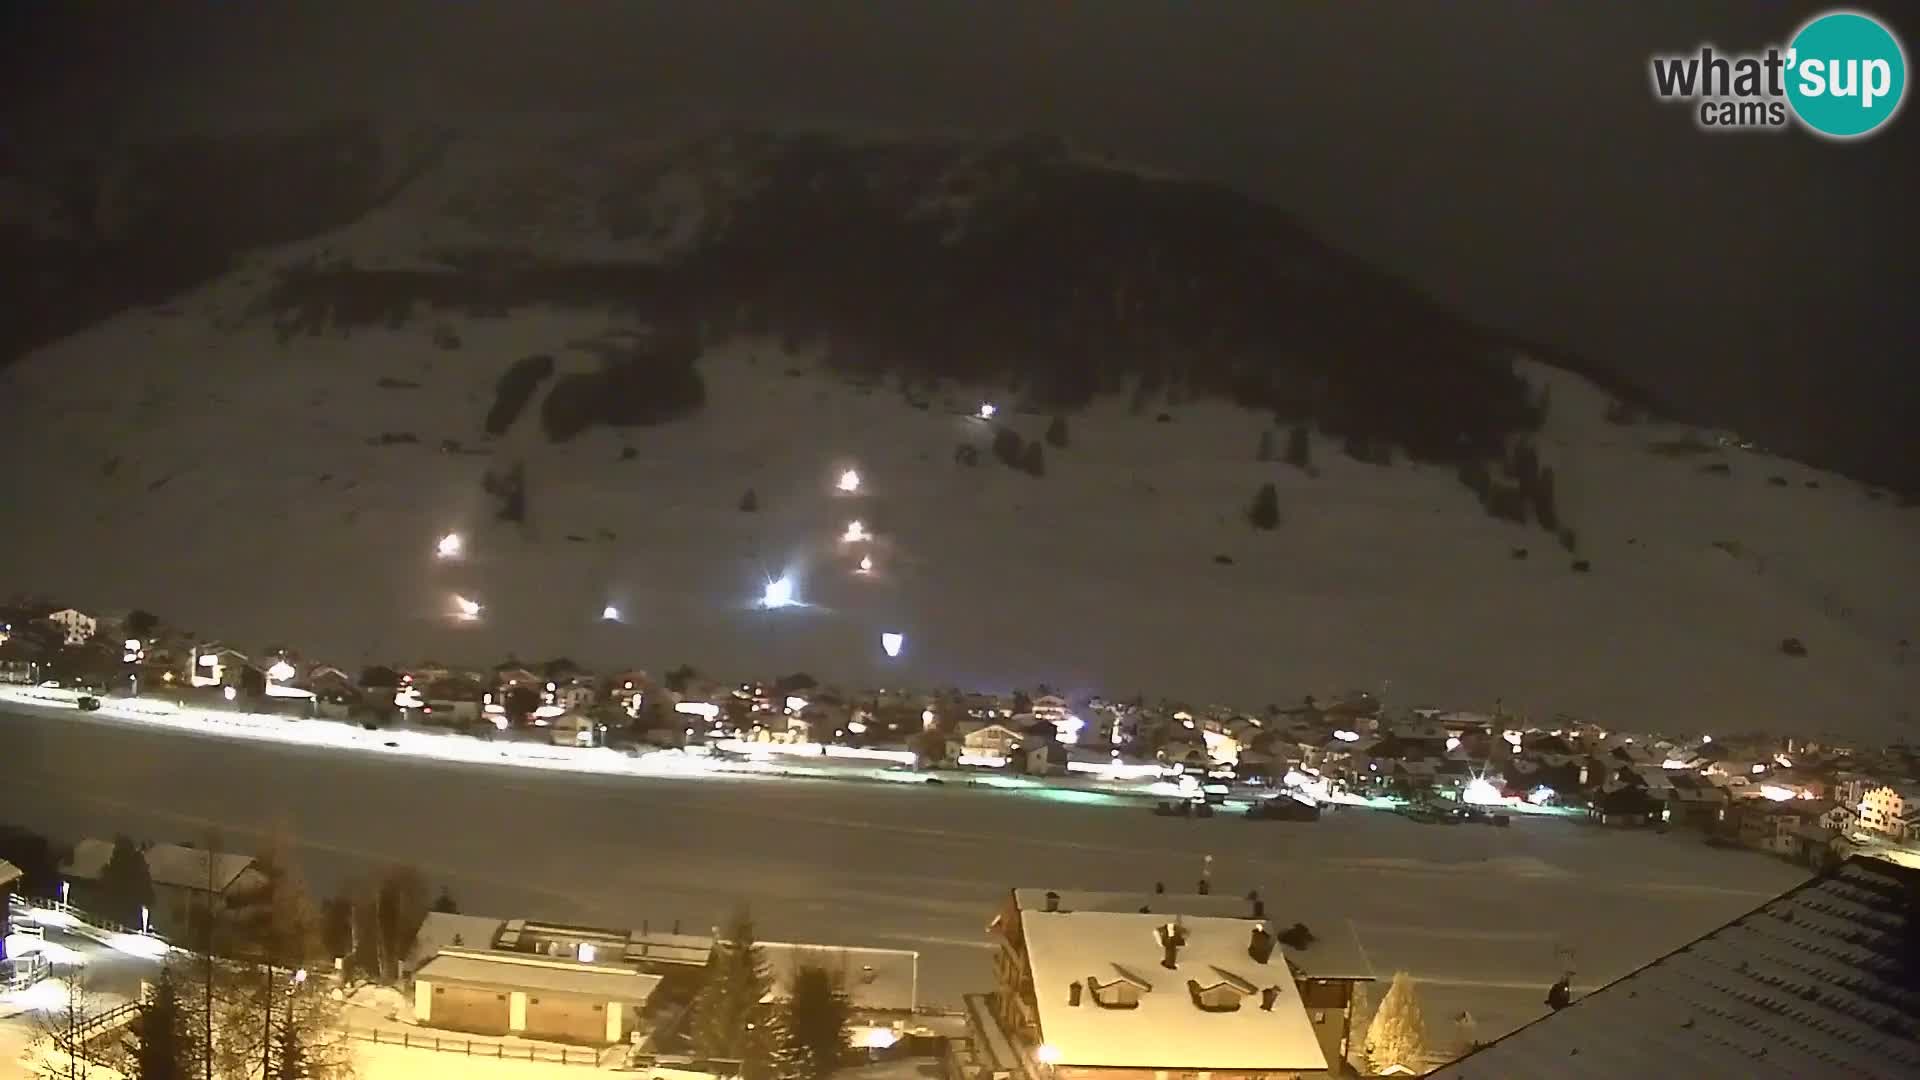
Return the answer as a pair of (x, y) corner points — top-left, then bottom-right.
(0, 263), (1914, 739)
(1021, 909), (1326, 1070)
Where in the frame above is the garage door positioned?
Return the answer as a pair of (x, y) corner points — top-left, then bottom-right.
(524, 994), (611, 1044)
(429, 984), (511, 1035)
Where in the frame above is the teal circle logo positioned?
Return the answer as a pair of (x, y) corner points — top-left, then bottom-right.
(1786, 10), (1907, 138)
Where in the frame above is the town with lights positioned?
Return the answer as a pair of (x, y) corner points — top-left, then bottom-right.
(4, 575), (1918, 864)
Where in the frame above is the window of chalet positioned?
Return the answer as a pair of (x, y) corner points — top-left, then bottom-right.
(1087, 976), (1144, 1009)
(1188, 980), (1246, 1012)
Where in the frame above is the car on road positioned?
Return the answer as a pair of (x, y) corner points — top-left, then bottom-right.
(76, 695), (102, 711)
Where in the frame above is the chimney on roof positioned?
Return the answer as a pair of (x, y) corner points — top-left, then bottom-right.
(1068, 981), (1083, 1006)
(1154, 881), (1165, 894)
(1044, 890), (1061, 913)
(1249, 926), (1275, 965)
(1252, 898), (1266, 918)
(1159, 922), (1186, 969)
(1260, 986), (1279, 1011)
(1197, 878), (1210, 895)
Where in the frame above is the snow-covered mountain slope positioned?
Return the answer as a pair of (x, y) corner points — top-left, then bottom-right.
(0, 127), (1913, 740)
(1, 300), (1913, 741)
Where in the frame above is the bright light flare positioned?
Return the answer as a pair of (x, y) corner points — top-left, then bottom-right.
(1464, 777), (1505, 805)
(761, 575), (797, 609)
(836, 469), (862, 493)
(842, 520), (869, 543)
(978, 403), (997, 420)
(881, 632), (904, 658)
(267, 660), (296, 683)
(857, 554), (874, 573)
(454, 595), (482, 620)
(602, 605), (622, 622)
(436, 533), (464, 559)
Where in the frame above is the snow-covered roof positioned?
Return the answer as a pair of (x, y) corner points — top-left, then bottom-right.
(415, 948), (662, 1002)
(1434, 855), (1920, 1080)
(1009, 888), (1373, 980)
(0, 858), (22, 889)
(621, 931), (917, 1011)
(407, 911), (506, 970)
(65, 838), (257, 894)
(1019, 910), (1326, 1071)
(761, 941), (918, 1014)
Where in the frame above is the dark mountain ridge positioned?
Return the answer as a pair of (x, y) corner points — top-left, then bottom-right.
(16, 120), (1893, 494)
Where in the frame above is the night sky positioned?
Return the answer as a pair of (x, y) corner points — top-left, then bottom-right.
(5, 1), (1914, 485)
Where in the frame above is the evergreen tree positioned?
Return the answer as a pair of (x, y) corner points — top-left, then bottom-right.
(99, 833), (155, 928)
(1248, 483), (1280, 531)
(1022, 442), (1045, 477)
(692, 908), (775, 1078)
(779, 965), (851, 1080)
(1045, 414), (1069, 448)
(1256, 428), (1275, 462)
(1364, 971), (1431, 1075)
(430, 887), (459, 914)
(1284, 424), (1311, 469)
(133, 969), (192, 1080)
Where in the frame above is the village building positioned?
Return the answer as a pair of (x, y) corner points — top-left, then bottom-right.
(965, 888), (1372, 1080)
(44, 608), (98, 646)
(404, 912), (917, 1047)
(1858, 782), (1920, 840)
(62, 838), (265, 936)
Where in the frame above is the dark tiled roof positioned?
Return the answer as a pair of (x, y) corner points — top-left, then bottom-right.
(1434, 855), (1920, 1079)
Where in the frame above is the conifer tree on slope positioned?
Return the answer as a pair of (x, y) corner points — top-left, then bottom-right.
(1364, 971), (1430, 1074)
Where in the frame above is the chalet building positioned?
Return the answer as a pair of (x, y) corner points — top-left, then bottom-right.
(960, 722), (1025, 759)
(404, 912), (918, 1047)
(1859, 783), (1920, 840)
(62, 839), (265, 936)
(966, 889), (1372, 1080)
(1588, 786), (1660, 827)
(45, 608), (97, 646)
(413, 948), (658, 1045)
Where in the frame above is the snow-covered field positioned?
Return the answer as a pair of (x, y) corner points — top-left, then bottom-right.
(0, 278), (1914, 740)
(1, 704), (1808, 1049)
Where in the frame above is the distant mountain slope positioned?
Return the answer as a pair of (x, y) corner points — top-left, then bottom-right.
(1, 124), (1913, 738)
(254, 128), (1553, 467)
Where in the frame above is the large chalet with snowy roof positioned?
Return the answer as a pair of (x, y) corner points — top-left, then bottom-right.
(966, 888), (1374, 1080)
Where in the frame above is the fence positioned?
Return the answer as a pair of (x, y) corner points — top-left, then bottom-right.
(345, 1025), (601, 1066)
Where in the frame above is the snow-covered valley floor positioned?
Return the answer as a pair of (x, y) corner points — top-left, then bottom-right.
(0, 704), (1808, 1050)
